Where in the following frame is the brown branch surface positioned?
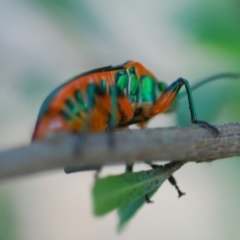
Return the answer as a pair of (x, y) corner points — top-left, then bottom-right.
(0, 122), (240, 180)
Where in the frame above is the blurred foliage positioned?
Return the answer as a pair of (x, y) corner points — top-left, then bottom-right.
(93, 162), (184, 230)
(2, 0), (240, 238)
(18, 70), (56, 102)
(178, 0), (240, 59)
(176, 75), (240, 126)
(176, 0), (240, 129)
(0, 194), (17, 240)
(25, 0), (108, 39)
(117, 188), (158, 232)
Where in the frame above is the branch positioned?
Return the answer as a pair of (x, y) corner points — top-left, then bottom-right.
(0, 122), (240, 181)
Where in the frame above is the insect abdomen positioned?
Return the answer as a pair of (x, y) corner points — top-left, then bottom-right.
(32, 61), (160, 140)
(32, 70), (133, 140)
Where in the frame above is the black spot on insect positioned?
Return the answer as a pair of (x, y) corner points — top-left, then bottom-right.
(95, 84), (107, 96)
(60, 110), (72, 122)
(133, 108), (142, 117)
(65, 99), (74, 110)
(65, 99), (80, 117)
(74, 90), (87, 112)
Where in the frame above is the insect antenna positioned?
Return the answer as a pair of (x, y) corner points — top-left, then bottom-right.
(178, 72), (240, 98)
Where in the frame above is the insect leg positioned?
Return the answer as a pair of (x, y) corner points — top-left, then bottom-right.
(145, 194), (154, 203)
(64, 166), (100, 173)
(150, 78), (218, 135)
(126, 164), (133, 172)
(72, 83), (96, 156)
(142, 163), (161, 203)
(168, 175), (186, 198)
(148, 162), (185, 198)
(178, 78), (218, 134)
(126, 160), (155, 203)
(64, 83), (98, 174)
(107, 85), (118, 146)
(164, 72), (240, 117)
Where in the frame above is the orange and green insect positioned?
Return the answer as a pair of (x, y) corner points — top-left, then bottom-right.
(32, 60), (219, 141)
(31, 60), (240, 198)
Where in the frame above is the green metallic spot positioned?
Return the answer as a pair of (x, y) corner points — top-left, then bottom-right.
(141, 76), (157, 103)
(65, 99), (80, 116)
(129, 67), (139, 102)
(115, 70), (128, 91)
(74, 90), (87, 112)
(60, 110), (72, 122)
(100, 80), (107, 91)
(87, 84), (96, 109)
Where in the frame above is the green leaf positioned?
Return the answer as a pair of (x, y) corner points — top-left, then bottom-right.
(92, 162), (184, 216)
(177, 0), (240, 57)
(117, 187), (159, 232)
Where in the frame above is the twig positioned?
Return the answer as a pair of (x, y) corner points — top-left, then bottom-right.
(0, 122), (240, 181)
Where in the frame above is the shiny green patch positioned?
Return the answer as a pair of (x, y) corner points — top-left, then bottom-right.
(115, 70), (128, 90)
(74, 90), (87, 112)
(65, 99), (79, 116)
(100, 80), (107, 92)
(87, 84), (96, 108)
(141, 76), (156, 102)
(129, 67), (139, 102)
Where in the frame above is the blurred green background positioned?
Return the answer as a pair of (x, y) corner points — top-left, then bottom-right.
(0, 0), (240, 239)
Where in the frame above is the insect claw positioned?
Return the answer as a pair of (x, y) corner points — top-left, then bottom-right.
(194, 120), (219, 136)
(145, 194), (154, 204)
(206, 123), (219, 136)
(168, 175), (186, 198)
(177, 189), (186, 198)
